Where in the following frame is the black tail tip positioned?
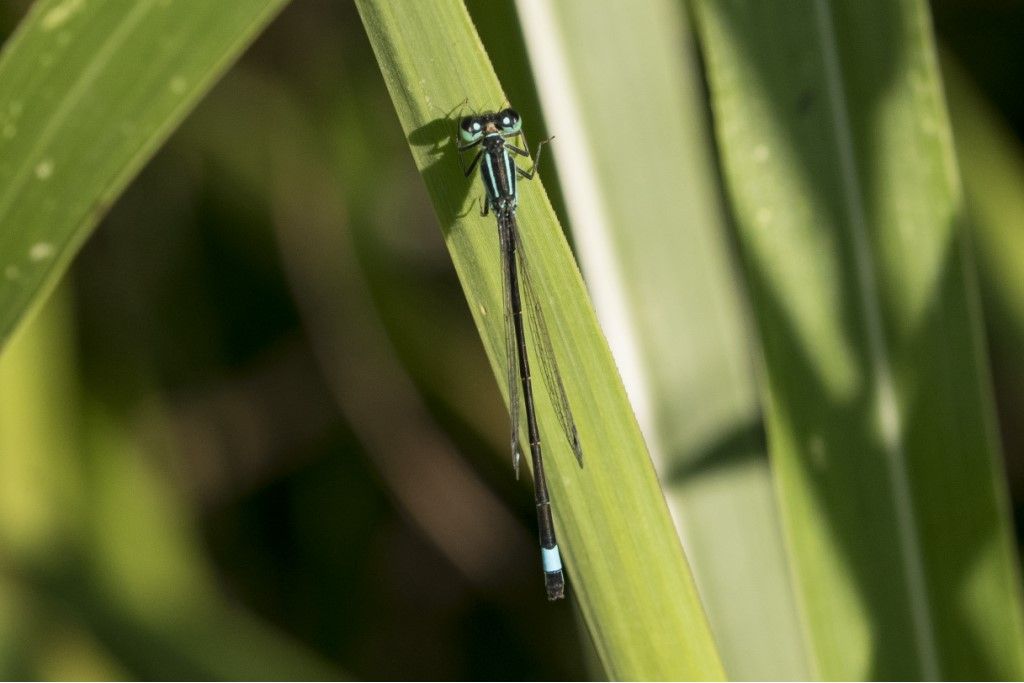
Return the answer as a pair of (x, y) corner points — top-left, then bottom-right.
(544, 570), (565, 601)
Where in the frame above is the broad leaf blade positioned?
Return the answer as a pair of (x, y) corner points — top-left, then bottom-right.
(0, 0), (290, 350)
(690, 0), (1024, 678)
(513, 0), (809, 678)
(355, 0), (724, 678)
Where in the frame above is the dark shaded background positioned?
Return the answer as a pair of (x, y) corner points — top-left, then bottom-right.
(0, 0), (1021, 679)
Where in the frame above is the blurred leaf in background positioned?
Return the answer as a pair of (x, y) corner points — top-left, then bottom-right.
(935, 8), (1024, 677)
(690, 0), (1024, 678)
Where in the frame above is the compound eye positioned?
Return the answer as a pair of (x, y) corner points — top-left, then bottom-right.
(498, 108), (521, 133)
(459, 117), (483, 142)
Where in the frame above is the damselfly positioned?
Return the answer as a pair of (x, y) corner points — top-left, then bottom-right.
(457, 108), (584, 601)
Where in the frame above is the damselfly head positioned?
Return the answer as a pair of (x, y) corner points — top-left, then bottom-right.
(460, 109), (523, 142)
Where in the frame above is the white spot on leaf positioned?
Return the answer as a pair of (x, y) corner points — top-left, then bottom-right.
(35, 159), (54, 179)
(29, 242), (55, 261)
(753, 144), (770, 163)
(5, 265), (20, 280)
(169, 76), (188, 95)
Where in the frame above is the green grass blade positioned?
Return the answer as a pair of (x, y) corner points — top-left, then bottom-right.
(690, 0), (1024, 678)
(354, 1), (723, 678)
(513, 0), (808, 678)
(0, 0), (290, 350)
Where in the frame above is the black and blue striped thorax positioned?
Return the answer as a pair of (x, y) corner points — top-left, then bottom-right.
(458, 108), (527, 216)
(480, 133), (517, 213)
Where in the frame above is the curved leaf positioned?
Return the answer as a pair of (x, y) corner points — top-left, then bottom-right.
(0, 0), (290, 350)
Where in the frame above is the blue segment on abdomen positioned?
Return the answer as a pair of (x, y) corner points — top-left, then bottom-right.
(541, 545), (563, 573)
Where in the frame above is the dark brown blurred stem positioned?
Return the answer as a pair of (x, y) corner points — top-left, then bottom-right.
(270, 152), (532, 592)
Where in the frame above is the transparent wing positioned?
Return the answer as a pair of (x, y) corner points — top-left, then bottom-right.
(511, 220), (585, 467)
(498, 214), (524, 478)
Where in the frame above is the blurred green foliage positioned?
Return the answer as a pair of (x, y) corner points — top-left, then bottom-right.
(0, 0), (1023, 679)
